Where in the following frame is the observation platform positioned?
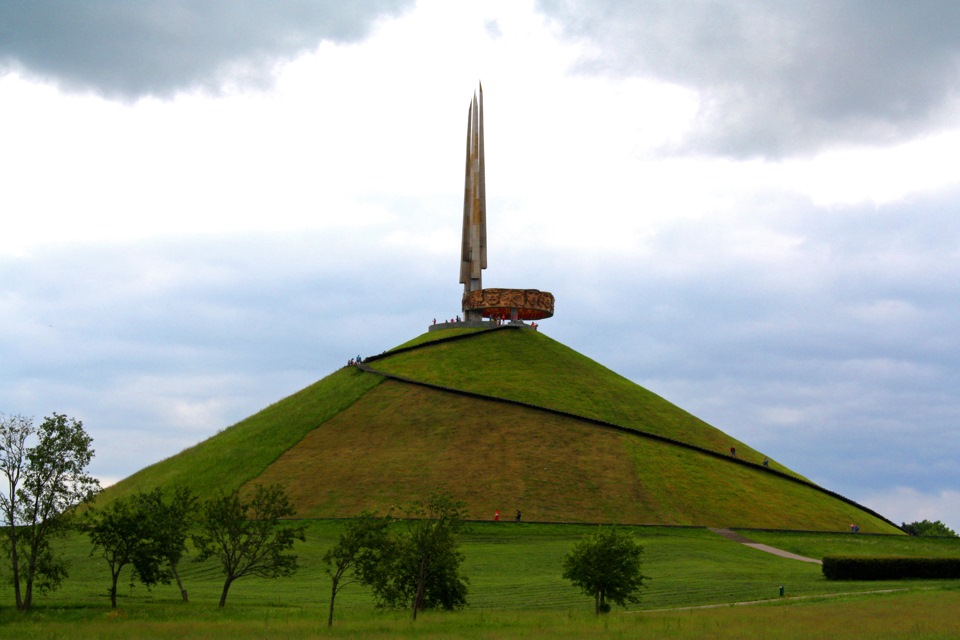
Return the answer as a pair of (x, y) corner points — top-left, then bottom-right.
(428, 319), (536, 332)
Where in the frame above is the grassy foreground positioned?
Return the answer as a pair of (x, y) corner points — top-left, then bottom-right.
(4, 593), (960, 640)
(1, 522), (957, 638)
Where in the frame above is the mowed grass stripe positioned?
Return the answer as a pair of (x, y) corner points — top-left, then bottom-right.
(368, 329), (796, 474)
(248, 380), (898, 532)
(357, 359), (897, 531)
(248, 379), (648, 522)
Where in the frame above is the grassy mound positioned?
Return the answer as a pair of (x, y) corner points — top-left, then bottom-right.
(104, 367), (382, 500)
(99, 326), (898, 533)
(369, 328), (789, 472)
(251, 379), (895, 532)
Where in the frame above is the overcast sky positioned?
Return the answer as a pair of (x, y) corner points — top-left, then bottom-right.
(2, 0), (959, 531)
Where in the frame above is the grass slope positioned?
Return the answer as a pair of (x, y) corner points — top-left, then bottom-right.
(3, 524), (956, 630)
(101, 367), (382, 502)
(100, 325), (895, 532)
(251, 379), (897, 532)
(367, 328), (792, 473)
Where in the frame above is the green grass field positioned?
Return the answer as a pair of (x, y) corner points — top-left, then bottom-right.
(2, 522), (957, 638)
(62, 326), (927, 637)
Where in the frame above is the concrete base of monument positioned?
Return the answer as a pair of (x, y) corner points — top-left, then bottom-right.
(428, 320), (533, 332)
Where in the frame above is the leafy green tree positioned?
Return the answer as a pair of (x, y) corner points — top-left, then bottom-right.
(193, 483), (306, 607)
(322, 511), (393, 627)
(140, 486), (197, 602)
(562, 526), (648, 614)
(0, 414), (32, 609)
(363, 492), (469, 621)
(0, 412), (100, 610)
(86, 487), (197, 607)
(86, 494), (163, 607)
(902, 519), (958, 537)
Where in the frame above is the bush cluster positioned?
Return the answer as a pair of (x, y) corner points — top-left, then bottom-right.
(822, 556), (960, 580)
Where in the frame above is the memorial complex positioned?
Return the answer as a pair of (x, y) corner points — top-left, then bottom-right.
(433, 84), (554, 331)
(100, 85), (901, 535)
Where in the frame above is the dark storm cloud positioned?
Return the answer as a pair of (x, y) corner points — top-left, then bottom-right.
(536, 0), (960, 157)
(0, 0), (414, 99)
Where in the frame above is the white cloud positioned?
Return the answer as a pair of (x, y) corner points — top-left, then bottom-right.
(863, 487), (960, 534)
(1, 1), (959, 525)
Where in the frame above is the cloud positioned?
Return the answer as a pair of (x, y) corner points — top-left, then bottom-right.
(2, 0), (958, 529)
(542, 186), (960, 507)
(0, 231), (457, 480)
(0, 0), (414, 99)
(536, 0), (960, 157)
(862, 487), (960, 533)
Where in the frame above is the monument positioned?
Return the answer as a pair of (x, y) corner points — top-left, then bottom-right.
(434, 83), (554, 331)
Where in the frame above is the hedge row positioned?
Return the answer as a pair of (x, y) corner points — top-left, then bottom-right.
(822, 556), (960, 580)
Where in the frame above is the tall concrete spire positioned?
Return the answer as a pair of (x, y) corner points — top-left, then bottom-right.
(431, 83), (552, 333)
(460, 83), (487, 321)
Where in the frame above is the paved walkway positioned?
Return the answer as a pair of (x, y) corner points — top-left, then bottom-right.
(709, 528), (823, 564)
(641, 587), (913, 612)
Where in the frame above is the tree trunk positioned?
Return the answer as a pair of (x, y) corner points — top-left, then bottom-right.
(23, 576), (33, 611)
(22, 527), (39, 611)
(110, 571), (120, 609)
(328, 577), (338, 627)
(10, 529), (23, 610)
(22, 550), (36, 611)
(218, 577), (233, 608)
(412, 558), (427, 621)
(170, 561), (188, 602)
(596, 590), (606, 615)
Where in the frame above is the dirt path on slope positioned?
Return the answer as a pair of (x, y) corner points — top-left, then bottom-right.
(710, 528), (823, 564)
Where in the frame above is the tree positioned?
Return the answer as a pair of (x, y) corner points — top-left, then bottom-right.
(902, 519), (958, 537)
(139, 486), (197, 602)
(0, 412), (100, 610)
(0, 414), (32, 610)
(85, 487), (197, 607)
(362, 492), (469, 621)
(322, 511), (393, 627)
(562, 526), (648, 614)
(192, 483), (306, 607)
(86, 494), (164, 608)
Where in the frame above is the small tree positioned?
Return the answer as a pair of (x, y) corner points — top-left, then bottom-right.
(322, 511), (393, 627)
(86, 487), (197, 607)
(562, 526), (648, 614)
(142, 486), (197, 602)
(0, 413), (100, 610)
(902, 519), (958, 537)
(86, 494), (164, 608)
(193, 483), (306, 607)
(0, 414), (32, 610)
(363, 492), (469, 621)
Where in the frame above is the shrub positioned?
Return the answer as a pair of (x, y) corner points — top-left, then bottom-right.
(822, 556), (960, 580)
